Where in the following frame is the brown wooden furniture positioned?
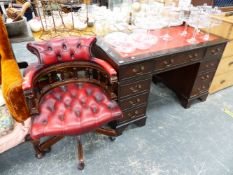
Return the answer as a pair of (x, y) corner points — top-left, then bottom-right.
(220, 6), (233, 12)
(191, 0), (213, 6)
(92, 26), (227, 134)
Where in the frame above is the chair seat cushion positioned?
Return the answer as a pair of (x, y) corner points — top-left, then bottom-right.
(31, 82), (122, 140)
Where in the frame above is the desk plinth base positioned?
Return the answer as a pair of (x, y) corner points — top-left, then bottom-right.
(178, 93), (209, 109)
(110, 116), (147, 135)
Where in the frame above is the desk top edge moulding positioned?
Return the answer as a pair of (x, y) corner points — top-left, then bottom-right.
(94, 26), (227, 66)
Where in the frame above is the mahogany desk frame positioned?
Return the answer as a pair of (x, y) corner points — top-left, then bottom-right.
(92, 33), (227, 134)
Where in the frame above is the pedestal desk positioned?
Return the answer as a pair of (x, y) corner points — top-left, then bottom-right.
(92, 26), (227, 134)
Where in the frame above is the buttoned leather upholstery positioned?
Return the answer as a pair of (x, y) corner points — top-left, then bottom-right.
(31, 82), (121, 140)
(27, 37), (95, 64)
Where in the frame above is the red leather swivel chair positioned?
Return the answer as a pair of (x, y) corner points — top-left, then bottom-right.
(22, 37), (122, 170)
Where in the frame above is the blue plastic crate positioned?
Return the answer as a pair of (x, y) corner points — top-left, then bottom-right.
(214, 0), (233, 7)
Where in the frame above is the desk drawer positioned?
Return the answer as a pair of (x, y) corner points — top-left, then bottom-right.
(119, 78), (151, 99)
(215, 55), (233, 75)
(119, 105), (147, 123)
(191, 71), (215, 97)
(119, 61), (152, 80)
(119, 92), (149, 111)
(209, 70), (233, 94)
(202, 15), (233, 40)
(223, 40), (233, 58)
(154, 49), (204, 72)
(205, 44), (226, 59)
(199, 59), (219, 72)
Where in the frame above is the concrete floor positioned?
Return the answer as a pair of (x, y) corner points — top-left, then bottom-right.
(1, 43), (233, 175)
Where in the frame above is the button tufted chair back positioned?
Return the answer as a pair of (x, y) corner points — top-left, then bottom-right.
(27, 37), (95, 65)
(23, 37), (122, 170)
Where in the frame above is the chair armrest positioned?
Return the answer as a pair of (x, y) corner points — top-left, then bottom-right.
(22, 63), (45, 115)
(22, 63), (43, 90)
(91, 57), (117, 83)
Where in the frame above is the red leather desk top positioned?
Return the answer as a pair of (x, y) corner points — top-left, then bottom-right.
(103, 26), (218, 59)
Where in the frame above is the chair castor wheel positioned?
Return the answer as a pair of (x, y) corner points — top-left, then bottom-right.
(43, 147), (51, 153)
(109, 136), (116, 141)
(78, 162), (85, 170)
(35, 152), (44, 159)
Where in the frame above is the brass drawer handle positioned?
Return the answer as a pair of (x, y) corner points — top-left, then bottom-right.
(127, 110), (139, 118)
(191, 58), (199, 61)
(211, 49), (220, 55)
(197, 87), (206, 91)
(132, 68), (138, 73)
(197, 85), (206, 91)
(164, 60), (169, 64)
(129, 101), (134, 105)
(189, 53), (198, 59)
(201, 75), (210, 80)
(130, 84), (142, 93)
(220, 80), (226, 84)
(188, 54), (193, 59)
(229, 61), (233, 66)
(163, 60), (169, 65)
(211, 49), (216, 54)
(128, 112), (133, 117)
(132, 65), (145, 73)
(130, 87), (138, 93)
(129, 98), (141, 106)
(206, 62), (216, 68)
(189, 53), (199, 61)
(163, 60), (173, 67)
